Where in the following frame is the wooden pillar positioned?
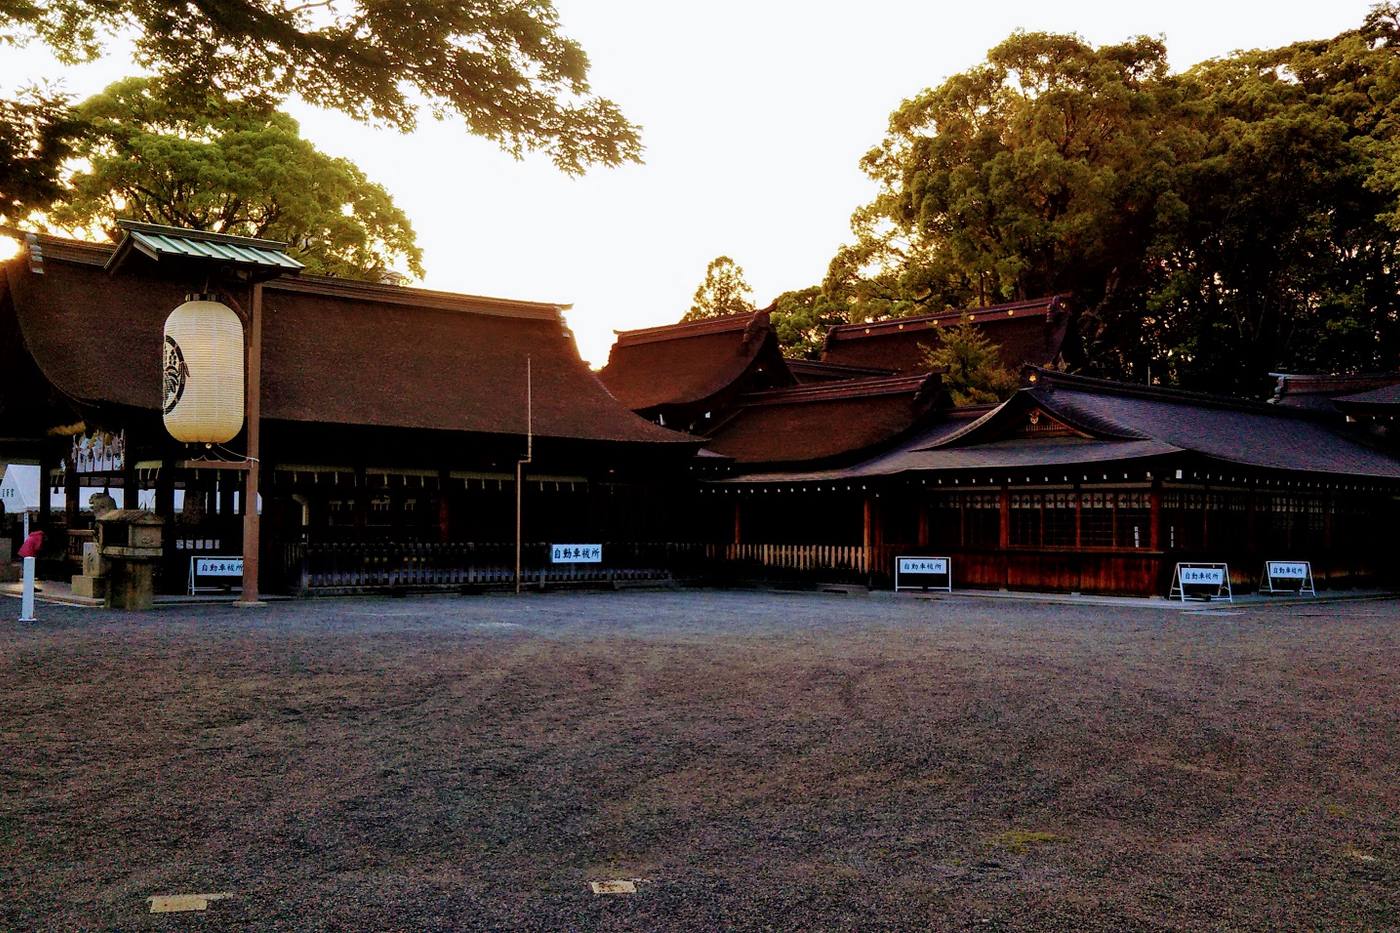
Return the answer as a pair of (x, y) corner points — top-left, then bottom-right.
(123, 455), (140, 510)
(998, 485), (1011, 549)
(37, 447), (53, 530)
(63, 452), (79, 525)
(237, 282), (264, 606)
(437, 468), (452, 543)
(156, 459), (175, 571)
(998, 484), (1011, 591)
(917, 502), (929, 547)
(732, 500), (743, 546)
(1149, 478), (1162, 551)
(1074, 485), (1083, 548)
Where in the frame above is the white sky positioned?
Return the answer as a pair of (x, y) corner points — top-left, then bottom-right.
(0, 1), (1377, 366)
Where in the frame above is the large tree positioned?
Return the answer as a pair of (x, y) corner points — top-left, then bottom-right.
(827, 7), (1400, 394)
(0, 0), (641, 175)
(683, 255), (755, 321)
(50, 78), (423, 280)
(831, 30), (1198, 377)
(0, 86), (85, 224)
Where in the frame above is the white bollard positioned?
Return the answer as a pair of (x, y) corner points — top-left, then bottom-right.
(19, 556), (36, 623)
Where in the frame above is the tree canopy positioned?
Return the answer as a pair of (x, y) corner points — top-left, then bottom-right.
(0, 86), (84, 224)
(683, 256), (755, 321)
(923, 323), (1019, 406)
(0, 0), (641, 175)
(50, 78), (423, 281)
(799, 4), (1400, 394)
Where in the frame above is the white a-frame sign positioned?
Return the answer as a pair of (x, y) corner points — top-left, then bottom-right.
(1168, 562), (1233, 603)
(1259, 560), (1315, 596)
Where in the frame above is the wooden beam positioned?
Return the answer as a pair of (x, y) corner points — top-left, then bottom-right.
(236, 282), (263, 606)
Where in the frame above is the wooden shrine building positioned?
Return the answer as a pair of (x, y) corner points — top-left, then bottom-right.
(1, 230), (699, 595)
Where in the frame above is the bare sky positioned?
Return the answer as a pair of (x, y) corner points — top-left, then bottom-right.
(1, 1), (1378, 366)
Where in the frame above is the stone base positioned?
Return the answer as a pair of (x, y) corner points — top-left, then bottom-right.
(71, 574), (108, 599)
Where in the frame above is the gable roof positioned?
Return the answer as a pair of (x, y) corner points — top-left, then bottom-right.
(1271, 372), (1400, 412)
(701, 372), (946, 465)
(720, 368), (1400, 484)
(820, 295), (1073, 374)
(3, 234), (691, 446)
(785, 358), (895, 383)
(598, 309), (793, 414)
(1333, 381), (1400, 411)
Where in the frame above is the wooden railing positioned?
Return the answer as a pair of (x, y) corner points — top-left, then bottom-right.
(282, 541), (710, 593)
(706, 542), (870, 575)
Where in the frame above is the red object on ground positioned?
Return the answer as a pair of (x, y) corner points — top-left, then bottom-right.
(17, 531), (44, 558)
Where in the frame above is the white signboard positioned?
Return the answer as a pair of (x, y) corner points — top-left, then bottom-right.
(189, 555), (245, 596)
(1168, 563), (1233, 603)
(895, 555), (953, 593)
(1260, 560), (1315, 596)
(1180, 566), (1224, 586)
(196, 557), (244, 577)
(551, 544), (602, 564)
(898, 557), (948, 576)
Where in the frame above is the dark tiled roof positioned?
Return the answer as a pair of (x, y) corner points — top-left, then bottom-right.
(1271, 372), (1400, 411)
(598, 310), (793, 413)
(701, 373), (946, 465)
(785, 358), (895, 383)
(820, 295), (1073, 374)
(4, 235), (692, 446)
(1333, 382), (1400, 409)
(721, 369), (1400, 484)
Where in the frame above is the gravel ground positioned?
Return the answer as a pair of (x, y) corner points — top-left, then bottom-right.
(1, 590), (1397, 931)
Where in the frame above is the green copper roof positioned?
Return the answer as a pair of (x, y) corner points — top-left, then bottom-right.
(105, 220), (304, 276)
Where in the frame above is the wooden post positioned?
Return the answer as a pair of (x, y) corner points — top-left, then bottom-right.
(1149, 478), (1162, 550)
(63, 452), (79, 525)
(123, 454), (140, 510)
(437, 468), (452, 543)
(236, 282), (264, 606)
(999, 484), (1011, 590)
(37, 447), (52, 531)
(917, 500), (929, 546)
(732, 500), (743, 545)
(998, 485), (1011, 549)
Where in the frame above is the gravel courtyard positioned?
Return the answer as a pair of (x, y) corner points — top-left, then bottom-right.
(1, 590), (1397, 931)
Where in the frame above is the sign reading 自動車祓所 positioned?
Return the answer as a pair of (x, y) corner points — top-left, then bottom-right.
(1180, 566), (1224, 586)
(1168, 562), (1233, 603)
(895, 555), (953, 593)
(196, 558), (243, 577)
(188, 556), (244, 596)
(551, 544), (602, 564)
(1260, 560), (1315, 596)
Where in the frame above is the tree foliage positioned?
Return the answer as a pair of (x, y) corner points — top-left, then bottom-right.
(923, 323), (1019, 405)
(50, 78), (423, 281)
(822, 6), (1400, 394)
(769, 286), (848, 359)
(683, 255), (755, 321)
(0, 0), (641, 174)
(0, 86), (85, 224)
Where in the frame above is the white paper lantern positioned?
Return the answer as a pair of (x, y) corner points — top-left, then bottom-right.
(162, 298), (245, 443)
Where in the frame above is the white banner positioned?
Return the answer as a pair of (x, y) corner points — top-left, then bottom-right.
(1180, 566), (1225, 586)
(195, 557), (244, 577)
(551, 544), (602, 564)
(1267, 562), (1308, 580)
(898, 557), (948, 576)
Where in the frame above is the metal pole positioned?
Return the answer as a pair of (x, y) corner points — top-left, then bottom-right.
(236, 282), (264, 607)
(20, 556), (36, 622)
(514, 358), (532, 594)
